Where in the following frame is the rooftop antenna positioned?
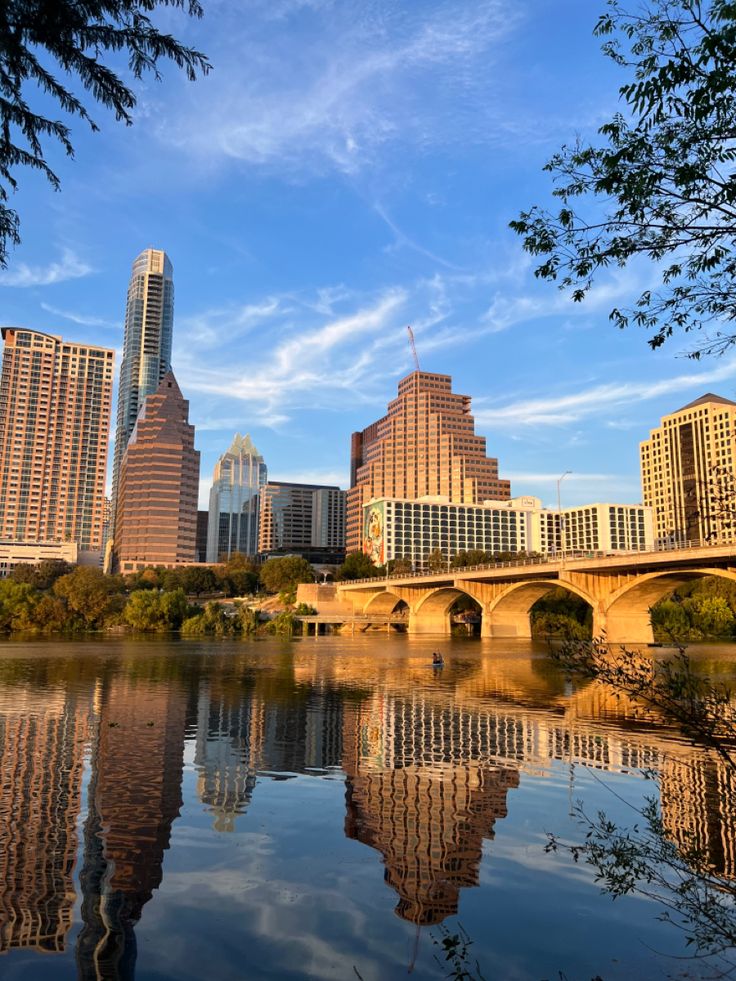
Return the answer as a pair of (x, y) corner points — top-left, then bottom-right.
(407, 325), (420, 372)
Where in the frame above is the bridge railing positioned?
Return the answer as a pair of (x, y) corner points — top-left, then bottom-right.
(339, 538), (736, 586)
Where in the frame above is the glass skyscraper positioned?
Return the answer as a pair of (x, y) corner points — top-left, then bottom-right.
(111, 249), (174, 527)
(206, 434), (267, 562)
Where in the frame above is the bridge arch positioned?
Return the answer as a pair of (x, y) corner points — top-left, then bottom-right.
(486, 579), (598, 639)
(604, 568), (736, 645)
(361, 590), (407, 616)
(410, 587), (481, 635)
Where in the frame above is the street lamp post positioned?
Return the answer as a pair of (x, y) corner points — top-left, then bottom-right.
(557, 471), (572, 565)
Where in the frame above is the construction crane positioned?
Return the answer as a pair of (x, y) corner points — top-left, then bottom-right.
(407, 325), (420, 372)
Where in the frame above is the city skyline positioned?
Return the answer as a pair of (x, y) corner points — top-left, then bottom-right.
(3, 2), (736, 512)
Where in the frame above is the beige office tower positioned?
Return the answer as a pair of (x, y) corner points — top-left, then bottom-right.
(0, 328), (114, 553)
(640, 393), (736, 547)
(347, 371), (510, 552)
(113, 372), (200, 572)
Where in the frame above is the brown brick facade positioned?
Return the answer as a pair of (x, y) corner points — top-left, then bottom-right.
(113, 372), (200, 571)
(347, 371), (510, 552)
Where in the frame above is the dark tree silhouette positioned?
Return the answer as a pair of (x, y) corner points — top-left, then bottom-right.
(0, 0), (210, 265)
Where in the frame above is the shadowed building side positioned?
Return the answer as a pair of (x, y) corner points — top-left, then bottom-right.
(112, 372), (200, 573)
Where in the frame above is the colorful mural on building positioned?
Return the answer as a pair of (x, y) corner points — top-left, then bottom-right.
(362, 503), (385, 566)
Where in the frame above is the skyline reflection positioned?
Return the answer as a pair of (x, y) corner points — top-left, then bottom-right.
(0, 641), (734, 978)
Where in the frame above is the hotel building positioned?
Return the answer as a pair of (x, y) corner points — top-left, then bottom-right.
(258, 481), (346, 564)
(206, 433), (267, 562)
(0, 327), (113, 556)
(112, 372), (200, 572)
(347, 371), (510, 552)
(640, 393), (736, 546)
(361, 496), (653, 567)
(111, 249), (174, 529)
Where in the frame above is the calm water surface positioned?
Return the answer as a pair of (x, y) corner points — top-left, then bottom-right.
(0, 634), (735, 980)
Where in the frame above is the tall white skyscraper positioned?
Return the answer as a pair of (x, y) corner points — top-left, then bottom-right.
(206, 434), (267, 562)
(111, 249), (174, 526)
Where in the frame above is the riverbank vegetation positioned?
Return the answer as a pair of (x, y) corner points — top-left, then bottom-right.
(0, 554), (317, 637)
(531, 578), (736, 642)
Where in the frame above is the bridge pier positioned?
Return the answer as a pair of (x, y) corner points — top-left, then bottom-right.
(482, 610), (532, 639)
(408, 607), (451, 636)
(603, 609), (654, 646)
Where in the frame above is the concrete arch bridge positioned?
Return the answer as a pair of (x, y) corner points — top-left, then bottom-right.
(334, 545), (736, 644)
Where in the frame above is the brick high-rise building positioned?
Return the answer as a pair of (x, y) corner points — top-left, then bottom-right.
(112, 372), (200, 572)
(640, 393), (736, 547)
(347, 371), (510, 552)
(0, 327), (114, 553)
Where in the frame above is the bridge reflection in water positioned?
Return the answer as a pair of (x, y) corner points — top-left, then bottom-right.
(0, 643), (734, 975)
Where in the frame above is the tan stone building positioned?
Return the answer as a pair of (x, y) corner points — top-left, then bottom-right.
(0, 327), (114, 555)
(113, 372), (200, 572)
(347, 371), (510, 552)
(640, 393), (736, 546)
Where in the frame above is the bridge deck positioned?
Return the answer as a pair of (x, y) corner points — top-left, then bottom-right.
(338, 542), (736, 591)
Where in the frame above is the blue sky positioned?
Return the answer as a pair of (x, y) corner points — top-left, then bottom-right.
(3, 0), (736, 510)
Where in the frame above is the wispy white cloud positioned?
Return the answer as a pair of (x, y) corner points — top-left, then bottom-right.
(178, 288), (409, 424)
(40, 302), (118, 329)
(374, 202), (463, 270)
(160, 1), (521, 176)
(481, 264), (651, 334)
(474, 359), (736, 429)
(0, 249), (93, 288)
(178, 298), (283, 346)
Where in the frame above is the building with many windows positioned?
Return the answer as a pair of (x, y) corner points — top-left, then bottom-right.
(361, 496), (653, 568)
(206, 434), (267, 562)
(562, 503), (653, 554)
(640, 393), (736, 547)
(0, 327), (114, 557)
(347, 371), (510, 552)
(258, 481), (346, 564)
(112, 372), (199, 573)
(111, 249), (174, 532)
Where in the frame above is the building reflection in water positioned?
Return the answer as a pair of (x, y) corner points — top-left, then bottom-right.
(193, 679), (343, 831)
(0, 689), (91, 955)
(75, 674), (187, 981)
(335, 662), (736, 924)
(342, 694), (519, 924)
(1, 650), (736, 978)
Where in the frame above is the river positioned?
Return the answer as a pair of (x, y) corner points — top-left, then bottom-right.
(0, 634), (734, 980)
